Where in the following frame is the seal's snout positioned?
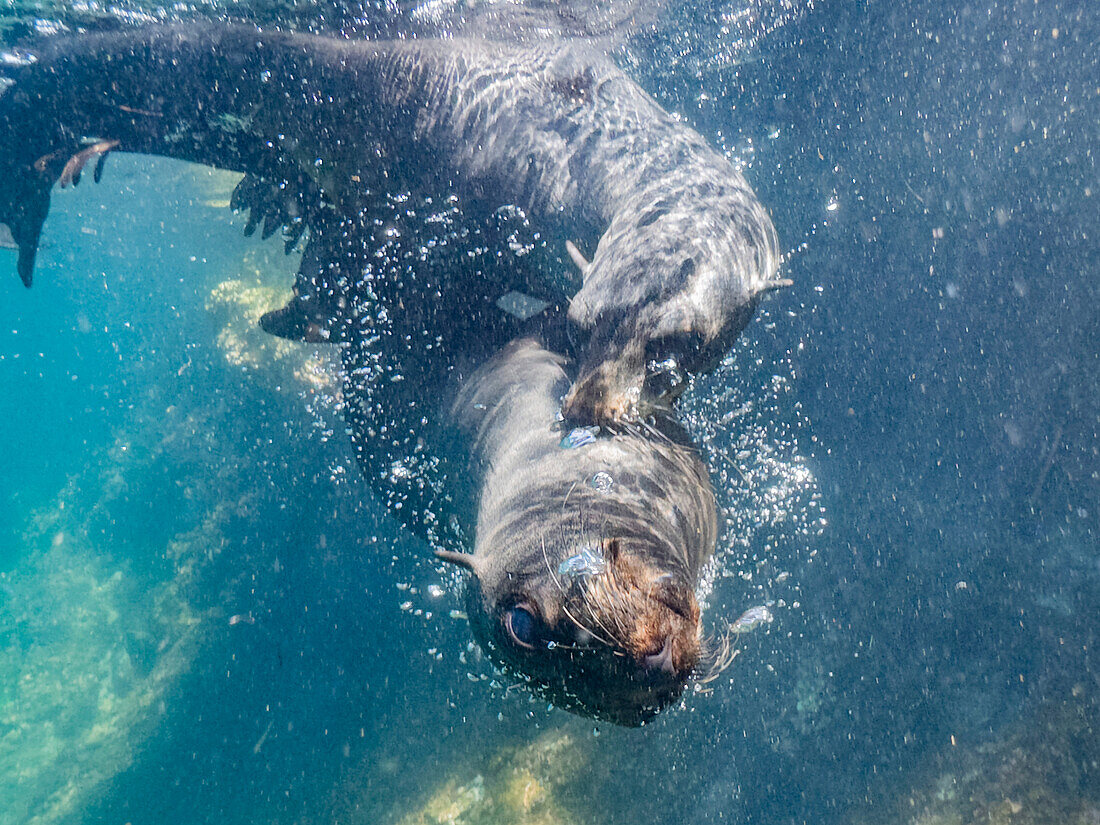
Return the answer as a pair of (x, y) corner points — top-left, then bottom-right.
(642, 638), (677, 676)
(633, 602), (701, 678)
(569, 545), (703, 683)
(562, 346), (645, 424)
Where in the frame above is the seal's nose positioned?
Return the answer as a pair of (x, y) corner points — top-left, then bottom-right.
(642, 638), (677, 676)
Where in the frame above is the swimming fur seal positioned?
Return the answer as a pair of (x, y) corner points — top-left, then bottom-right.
(442, 338), (717, 725)
(0, 22), (785, 424)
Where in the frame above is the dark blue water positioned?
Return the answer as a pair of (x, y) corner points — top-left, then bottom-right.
(1, 2), (1096, 824)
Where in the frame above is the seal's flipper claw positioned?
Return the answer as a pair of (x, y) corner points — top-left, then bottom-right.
(284, 222), (306, 254)
(761, 277), (793, 293)
(229, 179), (246, 212)
(58, 140), (119, 189)
(566, 239), (590, 278)
(261, 212), (279, 240)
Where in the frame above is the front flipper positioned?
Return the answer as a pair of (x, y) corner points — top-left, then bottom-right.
(57, 139), (119, 188)
(0, 138), (124, 285)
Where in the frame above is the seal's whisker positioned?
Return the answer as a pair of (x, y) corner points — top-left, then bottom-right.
(620, 420), (644, 443)
(578, 496), (592, 556)
(573, 574), (625, 644)
(561, 601), (616, 648)
(540, 533), (568, 599)
(557, 480), (580, 565)
(549, 523), (622, 650)
(696, 624), (739, 685)
(563, 480), (579, 507)
(549, 480), (584, 597)
(579, 556), (634, 644)
(572, 566), (629, 647)
(711, 444), (750, 484)
(637, 418), (675, 447)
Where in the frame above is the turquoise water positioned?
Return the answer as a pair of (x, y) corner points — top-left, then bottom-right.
(1, 2), (1097, 824)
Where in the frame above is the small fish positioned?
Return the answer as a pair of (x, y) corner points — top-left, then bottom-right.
(731, 605), (773, 633)
(560, 425), (599, 449)
(558, 546), (607, 579)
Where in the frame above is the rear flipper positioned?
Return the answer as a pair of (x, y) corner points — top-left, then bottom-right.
(235, 163), (348, 343)
(230, 161), (330, 254)
(258, 216), (365, 344)
(259, 299), (327, 343)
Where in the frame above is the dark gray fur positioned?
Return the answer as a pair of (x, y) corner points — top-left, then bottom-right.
(0, 23), (781, 422)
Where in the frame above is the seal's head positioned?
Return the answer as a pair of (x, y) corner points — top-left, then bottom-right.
(447, 338), (717, 725)
(440, 532), (704, 726)
(562, 179), (784, 424)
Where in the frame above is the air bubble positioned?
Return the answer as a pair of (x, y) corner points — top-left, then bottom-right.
(590, 471), (614, 492)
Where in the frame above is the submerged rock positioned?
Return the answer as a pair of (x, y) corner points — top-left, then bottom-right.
(0, 438), (208, 825)
(204, 265), (336, 395)
(848, 687), (1100, 825)
(0, 167), (342, 825)
(394, 729), (590, 825)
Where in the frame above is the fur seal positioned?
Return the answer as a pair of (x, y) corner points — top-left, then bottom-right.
(0, 22), (785, 424)
(441, 338), (717, 725)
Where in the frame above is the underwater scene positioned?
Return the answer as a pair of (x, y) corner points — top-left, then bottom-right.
(0, 1), (1096, 823)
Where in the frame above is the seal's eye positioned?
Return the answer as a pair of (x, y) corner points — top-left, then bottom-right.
(505, 604), (541, 649)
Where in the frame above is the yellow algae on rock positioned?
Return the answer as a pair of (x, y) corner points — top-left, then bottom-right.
(419, 776), (486, 824)
(392, 729), (590, 825)
(501, 769), (547, 814)
(204, 252), (337, 397)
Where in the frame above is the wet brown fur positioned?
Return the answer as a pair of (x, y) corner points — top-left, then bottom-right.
(565, 539), (702, 673)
